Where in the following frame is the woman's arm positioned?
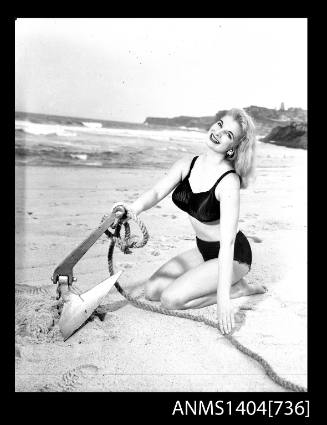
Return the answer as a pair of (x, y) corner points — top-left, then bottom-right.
(215, 173), (240, 334)
(129, 157), (192, 215)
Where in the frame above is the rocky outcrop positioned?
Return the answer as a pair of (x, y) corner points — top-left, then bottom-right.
(260, 121), (307, 149)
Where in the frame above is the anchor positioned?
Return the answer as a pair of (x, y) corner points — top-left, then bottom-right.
(51, 205), (127, 340)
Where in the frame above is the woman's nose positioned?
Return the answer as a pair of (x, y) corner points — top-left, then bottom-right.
(216, 128), (228, 137)
(214, 128), (224, 137)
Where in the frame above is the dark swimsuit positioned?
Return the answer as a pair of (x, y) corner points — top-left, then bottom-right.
(172, 156), (252, 268)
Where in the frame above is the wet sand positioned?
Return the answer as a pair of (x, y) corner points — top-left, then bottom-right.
(15, 141), (307, 392)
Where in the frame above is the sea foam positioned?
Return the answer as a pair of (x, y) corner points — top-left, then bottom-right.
(15, 121), (77, 137)
(15, 118), (206, 144)
(81, 122), (103, 129)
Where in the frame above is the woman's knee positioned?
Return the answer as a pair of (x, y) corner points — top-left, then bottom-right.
(144, 277), (170, 301)
(144, 281), (161, 301)
(160, 289), (184, 310)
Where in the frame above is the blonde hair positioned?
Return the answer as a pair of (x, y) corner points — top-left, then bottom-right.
(226, 108), (256, 189)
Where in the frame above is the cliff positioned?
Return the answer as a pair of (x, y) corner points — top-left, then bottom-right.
(244, 106), (306, 136)
(259, 121), (307, 149)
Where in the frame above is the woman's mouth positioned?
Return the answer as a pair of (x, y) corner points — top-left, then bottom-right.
(210, 133), (220, 144)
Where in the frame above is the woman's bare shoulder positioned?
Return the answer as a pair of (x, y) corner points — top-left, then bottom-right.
(172, 155), (196, 179)
(215, 170), (241, 200)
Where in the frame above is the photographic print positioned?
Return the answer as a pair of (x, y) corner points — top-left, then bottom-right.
(15, 18), (307, 394)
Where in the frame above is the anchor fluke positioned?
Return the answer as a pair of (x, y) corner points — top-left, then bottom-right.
(58, 271), (122, 340)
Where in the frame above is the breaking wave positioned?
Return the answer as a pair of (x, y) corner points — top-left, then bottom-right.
(15, 121), (77, 137)
(81, 122), (103, 129)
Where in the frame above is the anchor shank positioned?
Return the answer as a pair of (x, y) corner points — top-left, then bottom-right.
(52, 212), (117, 286)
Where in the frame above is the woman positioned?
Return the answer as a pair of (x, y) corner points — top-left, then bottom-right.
(113, 108), (267, 335)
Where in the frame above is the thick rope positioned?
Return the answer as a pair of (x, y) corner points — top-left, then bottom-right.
(103, 209), (307, 393)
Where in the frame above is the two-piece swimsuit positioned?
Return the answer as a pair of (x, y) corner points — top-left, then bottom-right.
(172, 156), (252, 268)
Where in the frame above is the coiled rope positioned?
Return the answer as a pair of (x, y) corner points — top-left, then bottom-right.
(102, 208), (307, 393)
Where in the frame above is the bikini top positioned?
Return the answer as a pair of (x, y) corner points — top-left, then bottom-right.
(171, 156), (239, 223)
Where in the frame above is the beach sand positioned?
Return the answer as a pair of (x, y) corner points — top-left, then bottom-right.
(15, 142), (307, 392)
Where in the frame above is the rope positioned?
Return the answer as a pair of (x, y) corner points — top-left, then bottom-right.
(103, 208), (307, 393)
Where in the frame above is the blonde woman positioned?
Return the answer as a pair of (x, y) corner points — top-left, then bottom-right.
(114, 108), (267, 335)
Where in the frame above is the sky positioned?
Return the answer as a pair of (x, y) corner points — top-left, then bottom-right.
(15, 18), (307, 123)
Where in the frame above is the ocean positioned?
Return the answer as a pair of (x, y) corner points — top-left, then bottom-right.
(15, 111), (208, 169)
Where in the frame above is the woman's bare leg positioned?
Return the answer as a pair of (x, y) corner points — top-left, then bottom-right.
(160, 259), (267, 310)
(144, 247), (204, 301)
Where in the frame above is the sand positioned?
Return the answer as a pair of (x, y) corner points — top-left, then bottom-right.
(15, 142), (307, 392)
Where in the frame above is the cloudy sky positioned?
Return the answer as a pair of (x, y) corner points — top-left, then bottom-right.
(15, 18), (307, 123)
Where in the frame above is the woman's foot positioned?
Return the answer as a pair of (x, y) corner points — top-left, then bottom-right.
(231, 278), (267, 299)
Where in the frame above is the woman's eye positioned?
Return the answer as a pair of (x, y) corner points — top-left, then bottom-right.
(228, 133), (232, 139)
(217, 121), (222, 127)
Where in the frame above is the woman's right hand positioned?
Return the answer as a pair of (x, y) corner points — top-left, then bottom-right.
(111, 202), (138, 222)
(216, 297), (236, 335)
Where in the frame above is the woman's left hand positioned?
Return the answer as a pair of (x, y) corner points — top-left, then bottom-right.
(216, 298), (235, 335)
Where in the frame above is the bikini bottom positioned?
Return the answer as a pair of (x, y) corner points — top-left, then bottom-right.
(196, 230), (252, 268)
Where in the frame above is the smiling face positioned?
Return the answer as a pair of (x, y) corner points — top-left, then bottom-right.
(207, 115), (243, 153)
